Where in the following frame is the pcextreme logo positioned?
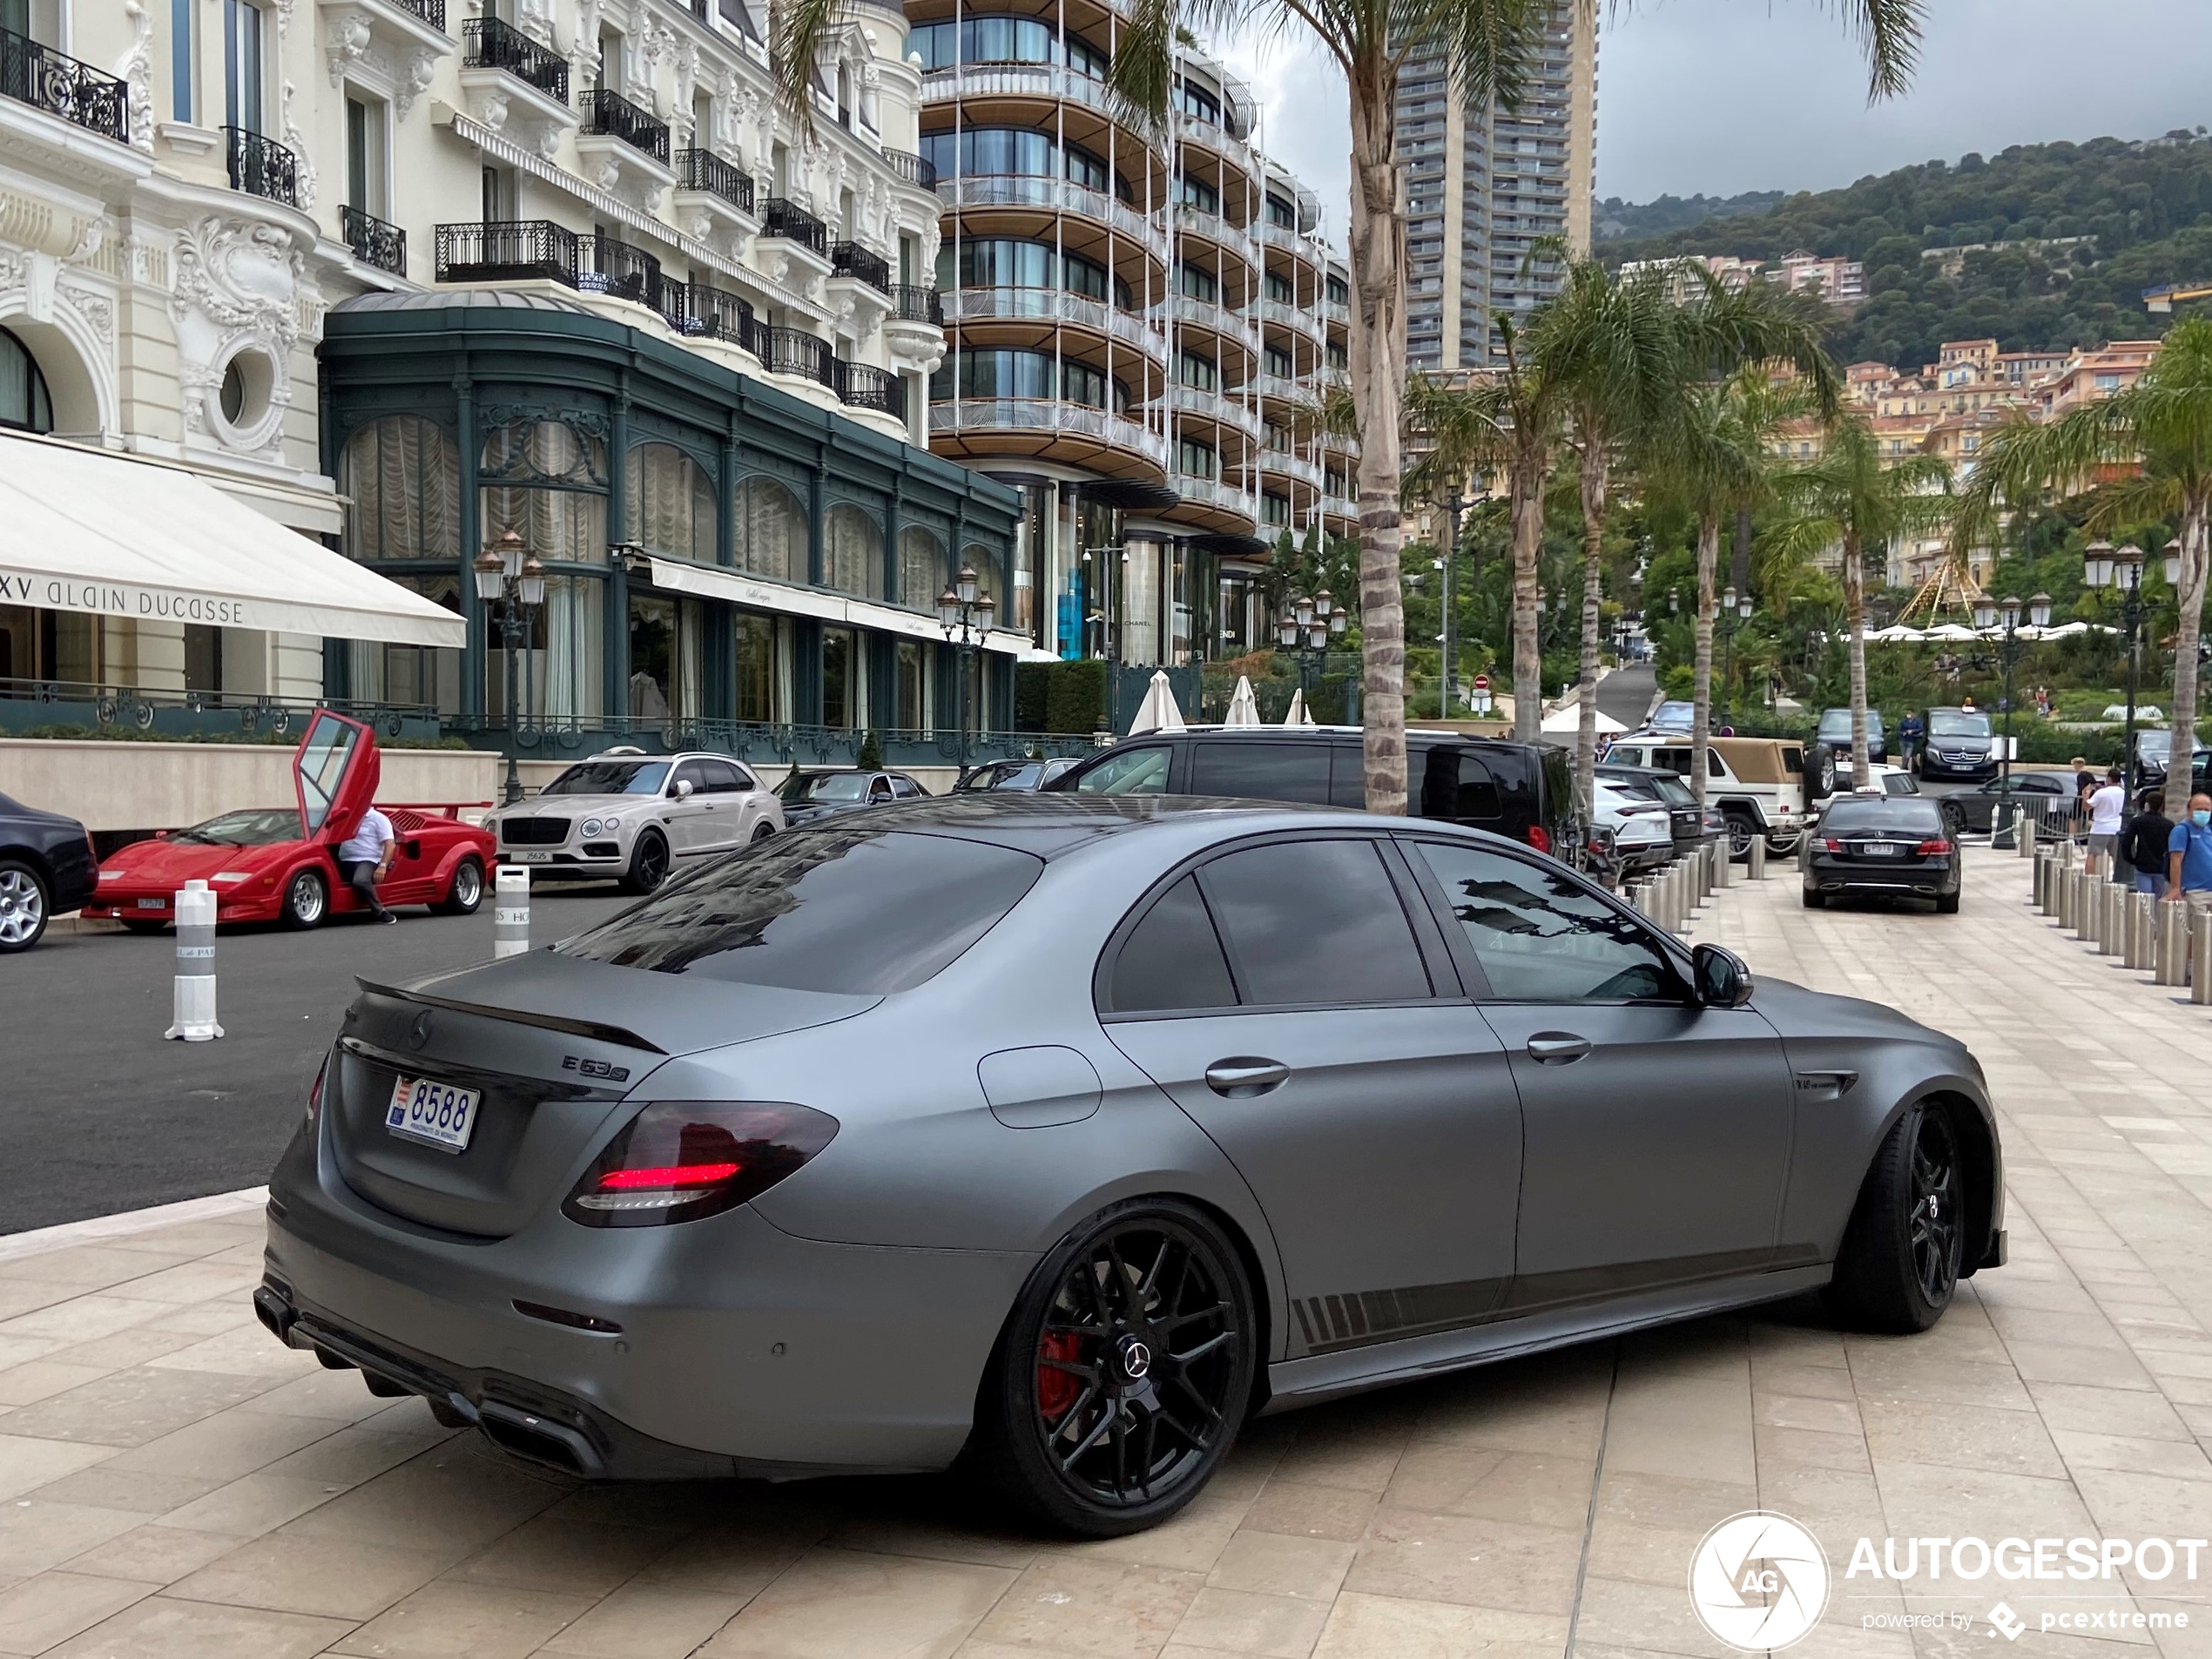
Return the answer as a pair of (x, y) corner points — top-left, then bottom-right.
(1689, 1512), (1831, 1651)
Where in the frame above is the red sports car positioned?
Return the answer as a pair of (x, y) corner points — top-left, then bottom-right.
(82, 711), (493, 930)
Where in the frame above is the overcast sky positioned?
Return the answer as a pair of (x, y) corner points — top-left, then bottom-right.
(1212, 0), (2212, 248)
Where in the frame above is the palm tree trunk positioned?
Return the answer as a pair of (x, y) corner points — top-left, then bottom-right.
(1575, 442), (1607, 816)
(1692, 511), (1718, 808)
(1345, 86), (1406, 813)
(2169, 487), (2210, 826)
(1731, 503), (1753, 595)
(1844, 531), (1871, 779)
(1510, 454), (1546, 744)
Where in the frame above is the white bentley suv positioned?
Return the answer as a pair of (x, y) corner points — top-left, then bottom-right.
(487, 751), (782, 893)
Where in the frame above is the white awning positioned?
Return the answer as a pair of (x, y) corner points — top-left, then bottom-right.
(646, 557), (1034, 657)
(0, 433), (464, 649)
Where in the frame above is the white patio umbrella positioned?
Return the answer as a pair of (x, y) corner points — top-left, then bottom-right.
(1128, 669), (1187, 735)
(1868, 624), (1926, 644)
(1540, 704), (1625, 735)
(1922, 623), (1979, 642)
(1283, 687), (1317, 726)
(1224, 675), (1263, 726)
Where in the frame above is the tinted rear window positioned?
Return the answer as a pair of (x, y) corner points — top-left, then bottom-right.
(1106, 875), (1238, 1013)
(1821, 799), (1943, 834)
(558, 829), (1042, 993)
(1420, 747), (1502, 820)
(1187, 741), (1333, 805)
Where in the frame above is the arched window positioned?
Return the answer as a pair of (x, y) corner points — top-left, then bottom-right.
(898, 524), (945, 610)
(481, 420), (608, 564)
(342, 416), (459, 562)
(0, 328), (52, 434)
(825, 502), (884, 599)
(624, 442), (717, 564)
(961, 542), (1002, 604)
(733, 475), (801, 583)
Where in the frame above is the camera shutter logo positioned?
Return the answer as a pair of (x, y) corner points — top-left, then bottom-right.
(1689, 1511), (1831, 1651)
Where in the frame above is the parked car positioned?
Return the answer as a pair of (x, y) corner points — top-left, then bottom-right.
(0, 792), (98, 953)
(1915, 707), (1999, 782)
(956, 758), (1081, 793)
(1592, 781), (1674, 873)
(1804, 793), (1960, 913)
(1600, 734), (1826, 859)
(1859, 764), (1921, 798)
(1939, 770), (2079, 836)
(779, 769), (930, 826)
(2134, 729), (2211, 787)
(259, 795), (2004, 1538)
(1816, 707), (1886, 782)
(1596, 763), (1715, 857)
(1048, 728), (1582, 860)
(1645, 699), (1696, 734)
(487, 752), (781, 894)
(83, 711), (490, 930)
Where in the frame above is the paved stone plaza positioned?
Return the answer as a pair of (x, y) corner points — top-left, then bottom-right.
(3, 848), (2212, 1658)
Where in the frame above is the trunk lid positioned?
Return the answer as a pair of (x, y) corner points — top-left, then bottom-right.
(328, 953), (876, 1237)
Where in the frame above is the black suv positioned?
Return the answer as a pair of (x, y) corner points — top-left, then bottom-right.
(1048, 729), (1581, 857)
(1917, 706), (1998, 782)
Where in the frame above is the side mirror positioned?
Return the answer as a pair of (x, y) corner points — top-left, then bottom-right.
(1692, 942), (1753, 1008)
(673, 779), (694, 799)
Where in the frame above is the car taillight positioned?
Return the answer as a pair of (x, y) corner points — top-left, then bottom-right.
(1527, 825), (1552, 853)
(563, 1102), (839, 1228)
(1824, 838), (1846, 853)
(1916, 839), (1952, 855)
(305, 1057), (327, 1129)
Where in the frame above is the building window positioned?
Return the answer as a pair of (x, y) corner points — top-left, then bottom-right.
(919, 128), (1129, 201)
(486, 575), (604, 721)
(933, 349), (1127, 413)
(1178, 175), (1219, 214)
(1177, 263), (1217, 302)
(345, 94), (388, 216)
(733, 475), (802, 582)
(170, 0), (196, 123)
(1262, 493), (1290, 526)
(1177, 351), (1217, 392)
(821, 625), (856, 728)
(1263, 345), (1293, 379)
(823, 502), (884, 599)
(908, 15), (1107, 78)
(1174, 78), (1221, 126)
(481, 421), (609, 564)
(1265, 193), (1297, 229)
(342, 416), (457, 561)
(0, 328), (53, 434)
(348, 575), (463, 716)
(899, 523), (945, 610)
(1264, 271), (1294, 305)
(627, 592), (704, 722)
(734, 612), (779, 722)
(1177, 437), (1217, 479)
(625, 442), (717, 565)
(941, 238), (1130, 307)
(223, 0), (265, 133)
(895, 638), (927, 728)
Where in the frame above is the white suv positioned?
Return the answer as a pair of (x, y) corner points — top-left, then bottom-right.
(488, 750), (783, 894)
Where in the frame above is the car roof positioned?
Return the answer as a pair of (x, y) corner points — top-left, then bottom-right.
(759, 792), (1400, 860)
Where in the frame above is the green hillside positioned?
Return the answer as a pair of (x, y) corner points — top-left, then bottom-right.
(1602, 131), (2212, 368)
(1593, 190), (1784, 242)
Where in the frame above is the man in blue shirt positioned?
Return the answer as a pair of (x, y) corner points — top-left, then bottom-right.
(2166, 792), (2212, 899)
(336, 806), (399, 923)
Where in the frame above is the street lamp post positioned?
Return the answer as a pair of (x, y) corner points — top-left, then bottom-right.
(1716, 587), (1754, 731)
(2083, 539), (2163, 792)
(1974, 590), (2052, 836)
(1277, 590), (1344, 709)
(1434, 490), (1468, 715)
(937, 563), (995, 771)
(473, 529), (547, 806)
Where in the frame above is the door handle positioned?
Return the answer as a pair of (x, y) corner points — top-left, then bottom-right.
(1526, 1033), (1591, 1065)
(1204, 1058), (1291, 1098)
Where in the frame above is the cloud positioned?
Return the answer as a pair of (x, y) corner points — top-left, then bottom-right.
(1205, 26), (1351, 252)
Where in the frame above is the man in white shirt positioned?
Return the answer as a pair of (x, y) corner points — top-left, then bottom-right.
(336, 806), (399, 923)
(2086, 766), (2127, 876)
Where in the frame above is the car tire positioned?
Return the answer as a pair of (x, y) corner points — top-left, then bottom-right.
(0, 859), (49, 953)
(1826, 1102), (1966, 1334)
(1939, 801), (1966, 840)
(1723, 813), (1757, 862)
(623, 831), (670, 895)
(970, 1197), (1258, 1538)
(1802, 889), (1824, 908)
(434, 857), (484, 916)
(751, 821), (774, 843)
(281, 867), (327, 930)
(1936, 890), (1961, 914)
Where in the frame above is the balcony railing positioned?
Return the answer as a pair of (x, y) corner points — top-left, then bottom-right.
(830, 239), (891, 293)
(577, 233), (664, 309)
(435, 219), (579, 285)
(462, 17), (568, 101)
(760, 197), (827, 257)
(675, 147), (754, 213)
(758, 325), (834, 387)
(226, 127), (300, 208)
(893, 284), (944, 326)
(578, 85), (668, 163)
(0, 26), (128, 142)
(881, 148), (938, 189)
(678, 280), (758, 351)
(341, 205), (406, 275)
(834, 361), (904, 419)
(932, 397), (1170, 468)
(393, 0), (446, 25)
(936, 174), (1163, 254)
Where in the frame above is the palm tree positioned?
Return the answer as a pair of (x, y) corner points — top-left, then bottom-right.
(1769, 416), (1952, 780)
(1957, 318), (2212, 826)
(771, 0), (1925, 813)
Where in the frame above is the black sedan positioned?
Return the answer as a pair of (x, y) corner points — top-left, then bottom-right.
(1938, 771), (2080, 835)
(777, 768), (929, 826)
(1804, 795), (1960, 913)
(0, 792), (98, 952)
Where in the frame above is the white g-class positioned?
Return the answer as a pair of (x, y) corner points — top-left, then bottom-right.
(1603, 735), (1825, 858)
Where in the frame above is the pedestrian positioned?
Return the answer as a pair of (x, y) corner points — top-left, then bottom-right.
(2128, 792), (2173, 897)
(2086, 767), (2127, 875)
(337, 804), (400, 923)
(1898, 710), (1925, 769)
(2169, 792), (2212, 900)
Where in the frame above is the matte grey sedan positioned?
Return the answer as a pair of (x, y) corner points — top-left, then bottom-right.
(255, 797), (2004, 1536)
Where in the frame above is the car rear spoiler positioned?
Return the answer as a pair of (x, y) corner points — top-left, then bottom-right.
(354, 979), (670, 1055)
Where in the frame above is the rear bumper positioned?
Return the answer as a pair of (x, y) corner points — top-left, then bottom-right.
(1921, 757), (1996, 779)
(1804, 860), (1956, 896)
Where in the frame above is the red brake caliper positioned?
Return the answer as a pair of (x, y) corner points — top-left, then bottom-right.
(1037, 1332), (1082, 1420)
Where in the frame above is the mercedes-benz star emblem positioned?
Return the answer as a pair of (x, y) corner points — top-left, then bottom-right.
(406, 1009), (435, 1051)
(1118, 1338), (1152, 1380)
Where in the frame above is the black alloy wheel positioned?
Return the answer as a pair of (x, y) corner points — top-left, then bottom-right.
(1828, 1103), (1966, 1332)
(624, 831), (670, 894)
(977, 1201), (1254, 1535)
(1907, 1108), (1964, 1303)
(1939, 800), (1967, 840)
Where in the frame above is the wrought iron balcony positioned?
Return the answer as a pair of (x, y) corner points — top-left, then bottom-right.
(578, 85), (668, 163)
(678, 280), (758, 350)
(892, 284), (943, 326)
(462, 17), (568, 100)
(675, 147), (753, 213)
(834, 361), (904, 419)
(341, 205), (406, 275)
(387, 0), (445, 25)
(829, 239), (890, 293)
(758, 326), (833, 387)
(577, 233), (664, 309)
(760, 197), (827, 258)
(0, 25), (128, 142)
(226, 127), (300, 208)
(880, 148), (938, 189)
(435, 219), (578, 286)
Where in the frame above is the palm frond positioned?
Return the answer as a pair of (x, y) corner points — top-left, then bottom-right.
(769, 0), (846, 128)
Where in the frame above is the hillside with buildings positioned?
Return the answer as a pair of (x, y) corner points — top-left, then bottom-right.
(1602, 132), (2212, 368)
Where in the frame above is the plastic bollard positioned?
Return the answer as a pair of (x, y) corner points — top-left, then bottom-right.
(494, 865), (530, 960)
(164, 880), (222, 1042)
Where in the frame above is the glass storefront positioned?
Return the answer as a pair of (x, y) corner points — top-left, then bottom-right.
(895, 638), (928, 730)
(820, 626), (857, 729)
(347, 574), (464, 715)
(483, 574), (604, 721)
(734, 611), (781, 724)
(627, 592), (705, 723)
(625, 443), (717, 565)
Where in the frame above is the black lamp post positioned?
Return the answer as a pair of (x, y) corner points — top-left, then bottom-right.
(473, 528), (546, 806)
(937, 562), (995, 770)
(1716, 586), (1754, 730)
(1277, 590), (1344, 708)
(2083, 538), (2176, 792)
(1433, 490), (1469, 714)
(1973, 590), (2051, 840)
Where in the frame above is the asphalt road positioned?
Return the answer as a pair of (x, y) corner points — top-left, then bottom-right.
(1595, 663), (1659, 731)
(9, 887), (635, 1234)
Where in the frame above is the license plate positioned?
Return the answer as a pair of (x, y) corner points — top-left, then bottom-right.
(507, 851), (554, 864)
(1865, 842), (1902, 857)
(136, 897), (165, 909)
(386, 1076), (481, 1153)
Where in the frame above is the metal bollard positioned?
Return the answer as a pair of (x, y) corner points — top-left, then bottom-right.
(2157, 899), (2188, 985)
(2103, 880), (2127, 955)
(2019, 813), (2038, 858)
(2058, 867), (2077, 931)
(1714, 839), (1731, 890)
(164, 880), (222, 1042)
(494, 865), (530, 960)
(2195, 907), (2212, 1005)
(2036, 850), (2054, 914)
(2131, 890), (2157, 970)
(1748, 834), (1767, 881)
(1627, 880), (1647, 917)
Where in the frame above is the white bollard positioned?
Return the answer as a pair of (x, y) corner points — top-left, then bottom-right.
(164, 880), (222, 1042)
(494, 865), (531, 960)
